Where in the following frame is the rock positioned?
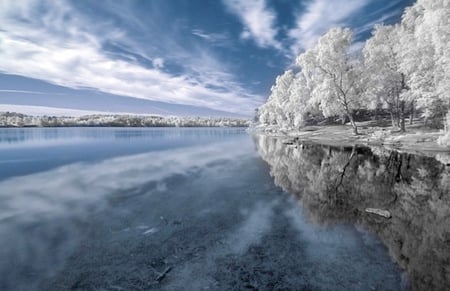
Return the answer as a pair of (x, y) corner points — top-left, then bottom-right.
(365, 208), (392, 218)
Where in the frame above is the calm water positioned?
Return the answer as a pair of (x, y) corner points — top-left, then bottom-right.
(0, 128), (448, 290)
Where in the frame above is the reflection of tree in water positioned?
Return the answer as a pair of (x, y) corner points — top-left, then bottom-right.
(253, 135), (450, 291)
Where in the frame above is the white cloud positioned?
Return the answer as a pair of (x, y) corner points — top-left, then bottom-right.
(0, 89), (56, 95)
(0, 104), (161, 117)
(192, 29), (216, 41)
(152, 58), (164, 69)
(0, 0), (262, 115)
(191, 29), (229, 45)
(222, 0), (281, 49)
(289, 0), (371, 54)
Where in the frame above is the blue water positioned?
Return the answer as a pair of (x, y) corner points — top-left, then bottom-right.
(0, 128), (417, 290)
(0, 127), (245, 180)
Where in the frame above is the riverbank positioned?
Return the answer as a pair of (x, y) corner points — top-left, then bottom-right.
(253, 120), (450, 158)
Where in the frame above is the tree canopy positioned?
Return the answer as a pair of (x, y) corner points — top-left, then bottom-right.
(257, 0), (449, 140)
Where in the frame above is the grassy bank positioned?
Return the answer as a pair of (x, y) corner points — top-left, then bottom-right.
(257, 120), (450, 157)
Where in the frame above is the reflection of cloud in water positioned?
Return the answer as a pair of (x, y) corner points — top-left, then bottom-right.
(0, 127), (248, 149)
(286, 203), (380, 260)
(286, 205), (406, 290)
(163, 199), (278, 290)
(0, 140), (252, 221)
(0, 139), (252, 291)
(227, 201), (276, 254)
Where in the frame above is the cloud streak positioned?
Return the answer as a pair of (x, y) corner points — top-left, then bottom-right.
(191, 29), (230, 46)
(0, 104), (160, 118)
(288, 0), (371, 54)
(0, 0), (262, 115)
(0, 89), (63, 95)
(222, 0), (281, 49)
(353, 8), (404, 36)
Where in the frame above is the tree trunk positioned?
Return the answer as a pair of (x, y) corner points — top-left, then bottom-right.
(443, 113), (447, 131)
(445, 114), (448, 133)
(374, 106), (381, 121)
(400, 100), (406, 132)
(409, 100), (415, 125)
(390, 111), (396, 128)
(347, 113), (358, 135)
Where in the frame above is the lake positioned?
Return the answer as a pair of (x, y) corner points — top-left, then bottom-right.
(0, 128), (448, 290)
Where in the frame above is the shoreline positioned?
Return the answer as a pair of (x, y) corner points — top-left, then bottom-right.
(253, 121), (450, 158)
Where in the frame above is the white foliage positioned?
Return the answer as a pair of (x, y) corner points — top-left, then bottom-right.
(0, 112), (250, 128)
(363, 23), (412, 123)
(258, 69), (316, 129)
(258, 0), (448, 139)
(296, 27), (367, 134)
(401, 0), (450, 109)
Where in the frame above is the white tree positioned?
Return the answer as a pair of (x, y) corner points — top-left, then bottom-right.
(257, 0), (449, 140)
(258, 70), (295, 128)
(297, 27), (366, 135)
(258, 68), (318, 130)
(400, 0), (450, 125)
(288, 71), (316, 128)
(364, 24), (411, 131)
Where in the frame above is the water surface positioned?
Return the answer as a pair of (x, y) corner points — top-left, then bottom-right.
(1, 128), (448, 290)
(254, 135), (450, 291)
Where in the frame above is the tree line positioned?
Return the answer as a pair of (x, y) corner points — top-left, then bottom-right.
(0, 112), (250, 128)
(257, 0), (449, 143)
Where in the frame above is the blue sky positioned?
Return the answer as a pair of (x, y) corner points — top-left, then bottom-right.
(0, 0), (415, 117)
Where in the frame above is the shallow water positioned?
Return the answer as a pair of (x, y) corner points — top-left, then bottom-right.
(0, 128), (448, 290)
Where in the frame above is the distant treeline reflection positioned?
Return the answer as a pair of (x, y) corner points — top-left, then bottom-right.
(0, 127), (247, 145)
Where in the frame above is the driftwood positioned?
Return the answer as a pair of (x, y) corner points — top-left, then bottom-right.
(156, 267), (172, 283)
(365, 208), (392, 218)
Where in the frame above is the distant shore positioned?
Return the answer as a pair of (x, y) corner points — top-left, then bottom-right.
(0, 112), (250, 128)
(253, 120), (450, 157)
